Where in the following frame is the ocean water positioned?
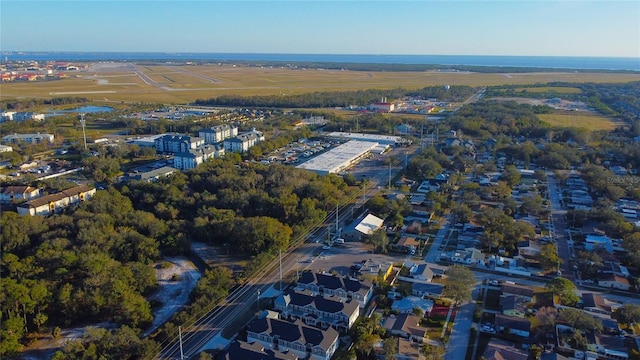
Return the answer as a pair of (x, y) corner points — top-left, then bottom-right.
(2, 52), (639, 71)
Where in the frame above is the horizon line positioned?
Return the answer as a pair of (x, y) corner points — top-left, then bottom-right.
(1, 51), (638, 59)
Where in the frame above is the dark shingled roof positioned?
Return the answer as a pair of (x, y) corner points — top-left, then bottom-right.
(297, 271), (371, 295)
(219, 340), (298, 360)
(247, 317), (338, 353)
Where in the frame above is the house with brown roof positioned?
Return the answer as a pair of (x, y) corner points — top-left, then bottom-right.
(246, 317), (339, 360)
(16, 185), (96, 216)
(582, 293), (616, 315)
(597, 274), (631, 291)
(0, 185), (41, 203)
(383, 313), (428, 343)
(500, 283), (535, 301)
(483, 339), (528, 360)
(494, 314), (531, 338)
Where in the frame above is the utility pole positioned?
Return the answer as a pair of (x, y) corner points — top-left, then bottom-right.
(279, 249), (282, 289)
(179, 326), (185, 360)
(256, 290), (260, 311)
(79, 113), (87, 151)
(388, 161), (391, 189)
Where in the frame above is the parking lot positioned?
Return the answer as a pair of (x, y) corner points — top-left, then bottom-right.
(290, 240), (409, 280)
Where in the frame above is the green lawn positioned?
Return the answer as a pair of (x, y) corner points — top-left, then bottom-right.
(538, 112), (622, 131)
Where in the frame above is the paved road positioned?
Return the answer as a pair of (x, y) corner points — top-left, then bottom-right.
(546, 172), (574, 281)
(424, 217), (451, 263)
(445, 287), (478, 360)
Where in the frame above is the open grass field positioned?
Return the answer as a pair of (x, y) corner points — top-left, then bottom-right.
(538, 111), (623, 131)
(2, 64), (639, 104)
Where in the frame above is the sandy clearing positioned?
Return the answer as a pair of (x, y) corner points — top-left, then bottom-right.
(143, 257), (201, 337)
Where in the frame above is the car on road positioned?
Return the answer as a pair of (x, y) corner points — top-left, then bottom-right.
(487, 280), (499, 286)
(322, 245), (331, 250)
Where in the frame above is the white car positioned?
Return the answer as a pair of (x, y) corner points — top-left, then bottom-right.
(322, 245), (331, 250)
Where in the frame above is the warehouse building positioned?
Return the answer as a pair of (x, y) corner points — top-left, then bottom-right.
(296, 140), (378, 175)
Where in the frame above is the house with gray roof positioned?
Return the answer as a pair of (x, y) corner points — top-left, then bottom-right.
(383, 313), (427, 343)
(247, 317), (339, 360)
(274, 290), (359, 332)
(295, 271), (373, 308)
(220, 340), (299, 360)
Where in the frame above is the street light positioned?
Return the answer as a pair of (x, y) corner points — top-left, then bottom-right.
(256, 290), (261, 311)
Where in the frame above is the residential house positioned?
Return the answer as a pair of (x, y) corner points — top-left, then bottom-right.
(411, 283), (444, 299)
(383, 313), (428, 343)
(483, 339), (529, 360)
(359, 258), (394, 281)
(494, 314), (531, 338)
(517, 239), (541, 257)
(500, 283), (534, 301)
(394, 337), (424, 360)
(247, 317), (339, 360)
(219, 340), (299, 360)
(199, 124), (238, 144)
(586, 333), (630, 360)
(274, 290), (359, 332)
(410, 263), (434, 282)
(16, 185), (96, 216)
(396, 236), (420, 255)
(0, 144), (12, 152)
(391, 296), (434, 315)
(581, 293), (615, 315)
(0, 186), (42, 203)
(295, 271), (373, 308)
(2, 133), (54, 144)
(585, 234), (614, 254)
(597, 274), (631, 291)
(500, 295), (528, 318)
(450, 248), (485, 265)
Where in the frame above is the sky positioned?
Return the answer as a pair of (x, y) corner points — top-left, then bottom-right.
(1, 1), (639, 57)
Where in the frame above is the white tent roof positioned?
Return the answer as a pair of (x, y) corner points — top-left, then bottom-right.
(355, 214), (384, 235)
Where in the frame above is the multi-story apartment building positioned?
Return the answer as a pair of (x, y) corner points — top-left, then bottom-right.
(295, 271), (373, 309)
(2, 133), (54, 144)
(223, 129), (265, 153)
(154, 134), (204, 154)
(199, 124), (238, 144)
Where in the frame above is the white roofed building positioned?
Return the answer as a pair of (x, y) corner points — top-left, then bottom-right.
(296, 140), (378, 175)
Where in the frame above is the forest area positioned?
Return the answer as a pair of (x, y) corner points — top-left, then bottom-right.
(0, 155), (352, 357)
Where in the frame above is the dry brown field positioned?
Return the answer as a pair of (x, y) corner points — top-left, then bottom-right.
(2, 64), (639, 104)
